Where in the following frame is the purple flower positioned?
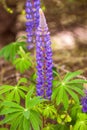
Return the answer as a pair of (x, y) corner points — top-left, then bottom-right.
(36, 9), (53, 99)
(25, 0), (40, 49)
(81, 90), (87, 113)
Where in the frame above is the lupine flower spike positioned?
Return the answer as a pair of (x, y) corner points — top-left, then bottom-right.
(25, 0), (40, 49)
(36, 9), (53, 99)
(81, 90), (87, 113)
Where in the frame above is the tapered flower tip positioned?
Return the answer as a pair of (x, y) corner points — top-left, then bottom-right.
(39, 8), (47, 28)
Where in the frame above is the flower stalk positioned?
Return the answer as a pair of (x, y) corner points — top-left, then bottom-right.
(25, 0), (40, 49)
(36, 9), (53, 99)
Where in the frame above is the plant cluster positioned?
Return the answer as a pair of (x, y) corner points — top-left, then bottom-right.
(0, 0), (87, 130)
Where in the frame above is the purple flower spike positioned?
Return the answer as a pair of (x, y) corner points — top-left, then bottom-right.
(81, 90), (87, 113)
(36, 9), (53, 99)
(25, 0), (40, 49)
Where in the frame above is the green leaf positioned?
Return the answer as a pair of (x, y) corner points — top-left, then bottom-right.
(14, 56), (31, 73)
(23, 109), (30, 119)
(0, 85), (13, 95)
(52, 86), (60, 100)
(63, 71), (83, 82)
(18, 118), (24, 130)
(53, 80), (60, 87)
(67, 86), (84, 96)
(25, 89), (34, 108)
(71, 105), (82, 120)
(62, 90), (69, 110)
(19, 86), (29, 92)
(65, 87), (79, 104)
(74, 113), (87, 130)
(30, 73), (37, 81)
(2, 101), (23, 109)
(0, 41), (26, 61)
(14, 90), (20, 103)
(56, 86), (64, 105)
(43, 105), (57, 118)
(67, 79), (87, 84)
(53, 70), (61, 80)
(0, 107), (22, 115)
(0, 112), (22, 124)
(23, 118), (31, 130)
(17, 78), (28, 85)
(13, 47), (32, 73)
(0, 79), (28, 103)
(10, 115), (23, 130)
(0, 94), (42, 130)
(6, 91), (15, 101)
(18, 89), (25, 99)
(30, 110), (41, 130)
(27, 97), (45, 109)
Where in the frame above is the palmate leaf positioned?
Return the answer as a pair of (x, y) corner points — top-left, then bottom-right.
(13, 48), (32, 73)
(0, 104), (41, 130)
(52, 70), (86, 110)
(52, 85), (79, 110)
(0, 41), (26, 61)
(0, 91), (43, 130)
(14, 57), (31, 73)
(0, 85), (22, 103)
(0, 78), (29, 103)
